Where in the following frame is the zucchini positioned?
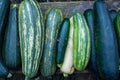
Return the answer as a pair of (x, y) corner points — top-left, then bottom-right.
(84, 9), (98, 74)
(73, 13), (90, 71)
(19, 0), (44, 79)
(3, 4), (21, 69)
(0, 0), (12, 78)
(60, 17), (74, 75)
(57, 18), (70, 68)
(94, 1), (119, 80)
(115, 14), (120, 71)
(0, 0), (10, 57)
(40, 8), (63, 77)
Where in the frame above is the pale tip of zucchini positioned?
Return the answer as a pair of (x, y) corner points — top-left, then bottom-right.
(63, 73), (68, 77)
(25, 76), (30, 80)
(7, 73), (12, 78)
(57, 64), (62, 68)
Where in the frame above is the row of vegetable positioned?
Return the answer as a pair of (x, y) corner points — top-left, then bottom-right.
(0, 0), (120, 80)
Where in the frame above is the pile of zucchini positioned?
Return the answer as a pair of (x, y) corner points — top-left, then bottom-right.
(0, 0), (120, 80)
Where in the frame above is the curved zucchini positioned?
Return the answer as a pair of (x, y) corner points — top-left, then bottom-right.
(19, 0), (44, 79)
(40, 8), (63, 77)
(60, 17), (74, 75)
(57, 18), (70, 68)
(94, 1), (119, 80)
(73, 13), (90, 71)
(3, 4), (21, 69)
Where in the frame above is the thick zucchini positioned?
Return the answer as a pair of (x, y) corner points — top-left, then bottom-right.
(84, 9), (98, 74)
(94, 1), (119, 80)
(40, 8), (63, 77)
(0, 0), (11, 78)
(19, 0), (44, 79)
(3, 4), (21, 69)
(109, 10), (118, 22)
(61, 17), (74, 75)
(57, 18), (70, 68)
(0, 0), (10, 57)
(73, 13), (90, 71)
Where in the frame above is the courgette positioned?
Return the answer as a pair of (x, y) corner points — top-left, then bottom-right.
(19, 0), (44, 79)
(94, 1), (119, 80)
(40, 8), (63, 77)
(57, 18), (70, 68)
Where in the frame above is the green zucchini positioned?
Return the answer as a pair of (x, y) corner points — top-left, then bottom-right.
(60, 17), (74, 75)
(84, 9), (98, 75)
(94, 1), (119, 80)
(40, 8), (63, 77)
(73, 13), (90, 71)
(0, 0), (12, 78)
(19, 0), (44, 79)
(57, 18), (70, 68)
(0, 0), (10, 58)
(115, 14), (120, 71)
(3, 4), (21, 69)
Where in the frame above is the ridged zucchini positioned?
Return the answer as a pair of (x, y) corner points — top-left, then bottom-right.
(73, 13), (90, 71)
(84, 9), (98, 74)
(0, 0), (11, 78)
(60, 17), (74, 75)
(19, 0), (44, 79)
(40, 8), (63, 77)
(3, 4), (21, 69)
(94, 1), (119, 80)
(57, 18), (70, 68)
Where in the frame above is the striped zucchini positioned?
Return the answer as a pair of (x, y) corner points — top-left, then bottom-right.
(19, 0), (44, 79)
(73, 13), (91, 71)
(40, 8), (63, 77)
(60, 17), (74, 75)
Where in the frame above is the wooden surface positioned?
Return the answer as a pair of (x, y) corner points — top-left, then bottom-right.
(40, 1), (120, 17)
(1, 1), (120, 80)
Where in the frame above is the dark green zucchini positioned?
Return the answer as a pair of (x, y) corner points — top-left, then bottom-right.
(0, 0), (10, 57)
(0, 0), (11, 78)
(40, 8), (63, 77)
(3, 4), (21, 69)
(84, 9), (98, 74)
(19, 0), (44, 79)
(57, 18), (70, 68)
(109, 9), (118, 22)
(94, 1), (119, 80)
(115, 14), (120, 71)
